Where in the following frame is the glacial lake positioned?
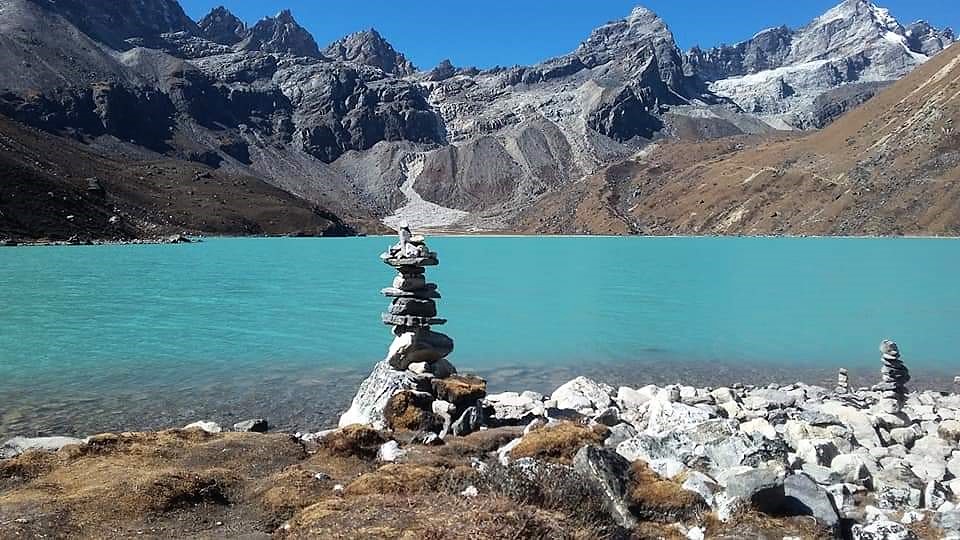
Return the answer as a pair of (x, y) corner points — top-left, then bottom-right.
(1, 236), (959, 439)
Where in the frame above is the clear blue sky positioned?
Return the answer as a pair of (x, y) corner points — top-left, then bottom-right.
(180, 1), (959, 69)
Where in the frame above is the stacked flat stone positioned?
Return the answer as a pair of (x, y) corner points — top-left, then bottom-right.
(876, 340), (910, 414)
(835, 368), (850, 394)
(380, 233), (455, 377)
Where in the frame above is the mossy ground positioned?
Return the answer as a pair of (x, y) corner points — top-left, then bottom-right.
(0, 425), (931, 539)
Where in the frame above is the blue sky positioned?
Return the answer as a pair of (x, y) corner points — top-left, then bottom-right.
(180, 1), (959, 69)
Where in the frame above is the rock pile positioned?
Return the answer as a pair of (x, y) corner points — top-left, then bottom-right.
(877, 340), (910, 414)
(339, 228), (487, 437)
(836, 368), (850, 394)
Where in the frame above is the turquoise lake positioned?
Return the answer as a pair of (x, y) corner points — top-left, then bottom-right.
(1, 237), (958, 438)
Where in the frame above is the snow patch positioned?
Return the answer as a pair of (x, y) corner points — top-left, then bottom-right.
(710, 60), (831, 88)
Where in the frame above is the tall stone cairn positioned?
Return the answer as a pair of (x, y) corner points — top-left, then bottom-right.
(379, 231), (454, 375)
(876, 339), (910, 414)
(338, 228), (487, 435)
(835, 368), (850, 394)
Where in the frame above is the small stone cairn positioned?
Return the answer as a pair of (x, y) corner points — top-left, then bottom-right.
(876, 339), (910, 414)
(338, 226), (487, 437)
(835, 368), (849, 394)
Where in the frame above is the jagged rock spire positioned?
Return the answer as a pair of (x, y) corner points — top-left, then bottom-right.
(239, 9), (321, 57)
(324, 28), (417, 76)
(198, 6), (247, 45)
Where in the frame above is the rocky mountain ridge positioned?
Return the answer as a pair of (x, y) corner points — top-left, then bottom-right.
(686, 0), (955, 128)
(518, 40), (960, 236)
(0, 0), (954, 239)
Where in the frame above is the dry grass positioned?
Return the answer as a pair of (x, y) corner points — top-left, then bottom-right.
(317, 424), (388, 460)
(704, 510), (833, 539)
(281, 493), (595, 539)
(384, 391), (439, 432)
(431, 375), (488, 407)
(476, 461), (621, 538)
(510, 421), (609, 464)
(627, 461), (706, 522)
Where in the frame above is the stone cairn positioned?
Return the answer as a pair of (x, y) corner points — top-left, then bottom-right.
(380, 227), (454, 376)
(876, 339), (910, 414)
(338, 226), (487, 438)
(835, 368), (850, 394)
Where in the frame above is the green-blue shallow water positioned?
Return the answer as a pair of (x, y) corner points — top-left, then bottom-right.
(1, 236), (958, 437)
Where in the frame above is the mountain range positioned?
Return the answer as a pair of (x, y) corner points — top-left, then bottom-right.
(0, 0), (956, 240)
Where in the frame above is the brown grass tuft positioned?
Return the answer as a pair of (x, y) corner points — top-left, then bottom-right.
(627, 461), (706, 522)
(345, 464), (449, 496)
(510, 421), (609, 464)
(384, 391), (438, 432)
(318, 425), (388, 460)
(431, 375), (487, 407)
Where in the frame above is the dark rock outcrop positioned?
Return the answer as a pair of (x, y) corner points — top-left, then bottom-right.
(198, 6), (247, 45)
(29, 0), (198, 49)
(323, 29), (417, 76)
(238, 10), (321, 57)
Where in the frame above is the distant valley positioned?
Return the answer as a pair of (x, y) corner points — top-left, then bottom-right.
(0, 0), (957, 240)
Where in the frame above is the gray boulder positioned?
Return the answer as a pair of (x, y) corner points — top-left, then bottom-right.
(338, 359), (425, 429)
(572, 446), (638, 530)
(451, 405), (484, 437)
(782, 473), (840, 527)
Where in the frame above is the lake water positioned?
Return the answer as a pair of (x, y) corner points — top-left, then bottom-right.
(1, 237), (958, 439)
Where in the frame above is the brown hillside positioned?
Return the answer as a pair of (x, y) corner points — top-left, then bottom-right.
(518, 43), (960, 236)
(0, 115), (363, 241)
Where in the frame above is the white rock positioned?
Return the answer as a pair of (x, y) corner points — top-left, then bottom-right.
(818, 401), (882, 448)
(710, 387), (738, 404)
(831, 453), (873, 486)
(485, 392), (545, 421)
(900, 510), (926, 525)
(686, 526), (705, 540)
(648, 458), (686, 480)
(377, 440), (405, 462)
(913, 434), (954, 459)
(905, 453), (947, 483)
(551, 377), (613, 411)
(851, 519), (918, 540)
(497, 438), (522, 466)
(1, 436), (85, 458)
(460, 485), (479, 497)
(681, 470), (720, 507)
(718, 400), (742, 419)
(796, 438), (839, 467)
(339, 359), (421, 429)
(645, 399), (712, 435)
(739, 417), (777, 440)
(617, 385), (657, 410)
(432, 400), (456, 416)
(184, 421), (221, 433)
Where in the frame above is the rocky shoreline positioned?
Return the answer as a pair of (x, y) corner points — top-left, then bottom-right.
(4, 370), (960, 538)
(0, 233), (198, 247)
